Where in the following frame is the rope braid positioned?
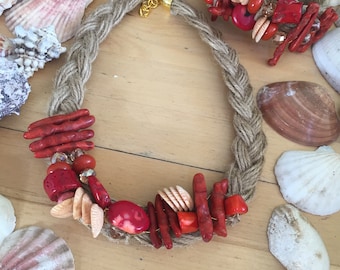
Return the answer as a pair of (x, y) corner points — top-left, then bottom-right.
(48, 0), (267, 246)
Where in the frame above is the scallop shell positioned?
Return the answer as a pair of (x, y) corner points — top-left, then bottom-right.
(267, 204), (329, 270)
(158, 185), (194, 212)
(0, 0), (17, 15)
(0, 57), (31, 119)
(312, 28), (340, 94)
(90, 203), (104, 238)
(5, 0), (93, 42)
(0, 194), (16, 245)
(50, 197), (74, 218)
(257, 81), (340, 146)
(0, 226), (75, 269)
(274, 146), (340, 216)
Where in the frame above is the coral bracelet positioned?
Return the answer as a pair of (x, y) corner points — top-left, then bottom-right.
(23, 0), (266, 248)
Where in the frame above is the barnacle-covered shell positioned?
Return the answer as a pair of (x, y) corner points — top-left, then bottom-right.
(158, 185), (194, 212)
(275, 146), (340, 216)
(0, 194), (16, 245)
(257, 81), (340, 146)
(267, 204), (329, 270)
(312, 28), (340, 94)
(0, 226), (75, 269)
(0, 57), (31, 119)
(5, 0), (93, 42)
(0, 0), (17, 16)
(11, 25), (66, 78)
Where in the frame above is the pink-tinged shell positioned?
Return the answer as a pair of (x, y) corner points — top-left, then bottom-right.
(0, 226), (75, 270)
(158, 185), (194, 212)
(81, 192), (93, 225)
(257, 81), (340, 146)
(0, 34), (14, 57)
(5, 0), (93, 42)
(73, 187), (85, 220)
(90, 204), (104, 238)
(50, 197), (74, 218)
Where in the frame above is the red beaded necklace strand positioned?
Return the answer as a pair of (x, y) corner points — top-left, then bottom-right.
(23, 0), (267, 249)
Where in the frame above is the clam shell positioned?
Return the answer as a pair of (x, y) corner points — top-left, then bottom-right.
(158, 185), (194, 212)
(267, 204), (329, 270)
(50, 197), (74, 218)
(312, 28), (340, 93)
(0, 226), (75, 269)
(5, 0), (93, 42)
(0, 57), (31, 119)
(90, 203), (104, 238)
(257, 81), (340, 146)
(73, 187), (85, 220)
(274, 146), (340, 216)
(0, 194), (16, 245)
(81, 192), (93, 225)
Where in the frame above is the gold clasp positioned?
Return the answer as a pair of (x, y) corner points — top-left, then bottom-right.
(139, 0), (172, 17)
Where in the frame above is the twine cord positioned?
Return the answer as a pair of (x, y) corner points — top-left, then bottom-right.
(48, 0), (267, 246)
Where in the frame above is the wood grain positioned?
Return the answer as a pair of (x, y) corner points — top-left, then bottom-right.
(0, 0), (339, 269)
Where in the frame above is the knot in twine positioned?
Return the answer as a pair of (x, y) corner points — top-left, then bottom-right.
(48, 0), (267, 246)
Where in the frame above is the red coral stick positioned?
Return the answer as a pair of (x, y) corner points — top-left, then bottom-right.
(210, 179), (228, 237)
(147, 201), (162, 249)
(163, 201), (182, 238)
(33, 141), (95, 158)
(155, 194), (173, 249)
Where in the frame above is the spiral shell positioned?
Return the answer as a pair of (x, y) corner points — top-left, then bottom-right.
(0, 226), (75, 270)
(0, 194), (16, 245)
(267, 204), (329, 270)
(274, 146), (340, 216)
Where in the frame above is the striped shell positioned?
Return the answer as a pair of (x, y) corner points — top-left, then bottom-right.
(158, 185), (194, 212)
(0, 226), (75, 270)
(275, 146), (340, 216)
(5, 0), (93, 42)
(0, 194), (16, 245)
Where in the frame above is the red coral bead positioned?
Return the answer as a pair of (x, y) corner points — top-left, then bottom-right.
(47, 162), (72, 174)
(107, 200), (150, 234)
(43, 169), (81, 202)
(88, 175), (111, 209)
(271, 0), (303, 24)
(224, 194), (248, 216)
(177, 212), (199, 234)
(72, 154), (96, 174)
(247, 0), (263, 14)
(231, 4), (256, 31)
(261, 23), (278, 40)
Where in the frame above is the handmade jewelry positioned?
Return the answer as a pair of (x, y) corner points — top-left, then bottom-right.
(204, 0), (339, 65)
(24, 0), (267, 249)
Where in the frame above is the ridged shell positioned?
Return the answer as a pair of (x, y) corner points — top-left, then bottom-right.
(257, 81), (340, 146)
(73, 187), (85, 220)
(0, 34), (14, 57)
(158, 185), (194, 212)
(267, 204), (329, 270)
(5, 0), (93, 42)
(0, 57), (31, 119)
(274, 146), (340, 216)
(81, 192), (93, 225)
(90, 203), (104, 238)
(50, 197), (74, 218)
(0, 226), (75, 270)
(0, 0), (17, 15)
(0, 194), (16, 245)
(312, 28), (340, 94)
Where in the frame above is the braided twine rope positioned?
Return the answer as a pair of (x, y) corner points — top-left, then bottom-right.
(48, 0), (267, 246)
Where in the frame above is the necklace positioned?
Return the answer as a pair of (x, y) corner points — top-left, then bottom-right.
(23, 0), (266, 249)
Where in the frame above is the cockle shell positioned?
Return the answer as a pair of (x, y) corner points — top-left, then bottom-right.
(267, 204), (329, 270)
(90, 204), (104, 238)
(275, 146), (340, 216)
(0, 0), (17, 15)
(5, 0), (93, 42)
(0, 226), (74, 269)
(312, 28), (340, 94)
(81, 192), (93, 225)
(158, 185), (194, 212)
(0, 57), (31, 119)
(257, 81), (340, 146)
(73, 186), (85, 220)
(0, 194), (16, 245)
(10, 25), (66, 78)
(50, 197), (74, 218)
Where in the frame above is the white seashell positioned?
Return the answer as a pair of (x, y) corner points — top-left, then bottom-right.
(0, 57), (31, 119)
(81, 192), (93, 225)
(312, 28), (340, 93)
(5, 0), (93, 42)
(267, 204), (329, 270)
(90, 203), (104, 238)
(73, 187), (85, 220)
(0, 0), (17, 16)
(10, 25), (66, 78)
(0, 34), (14, 56)
(158, 185), (194, 212)
(275, 146), (340, 216)
(0, 226), (75, 269)
(50, 197), (74, 218)
(0, 194), (16, 245)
